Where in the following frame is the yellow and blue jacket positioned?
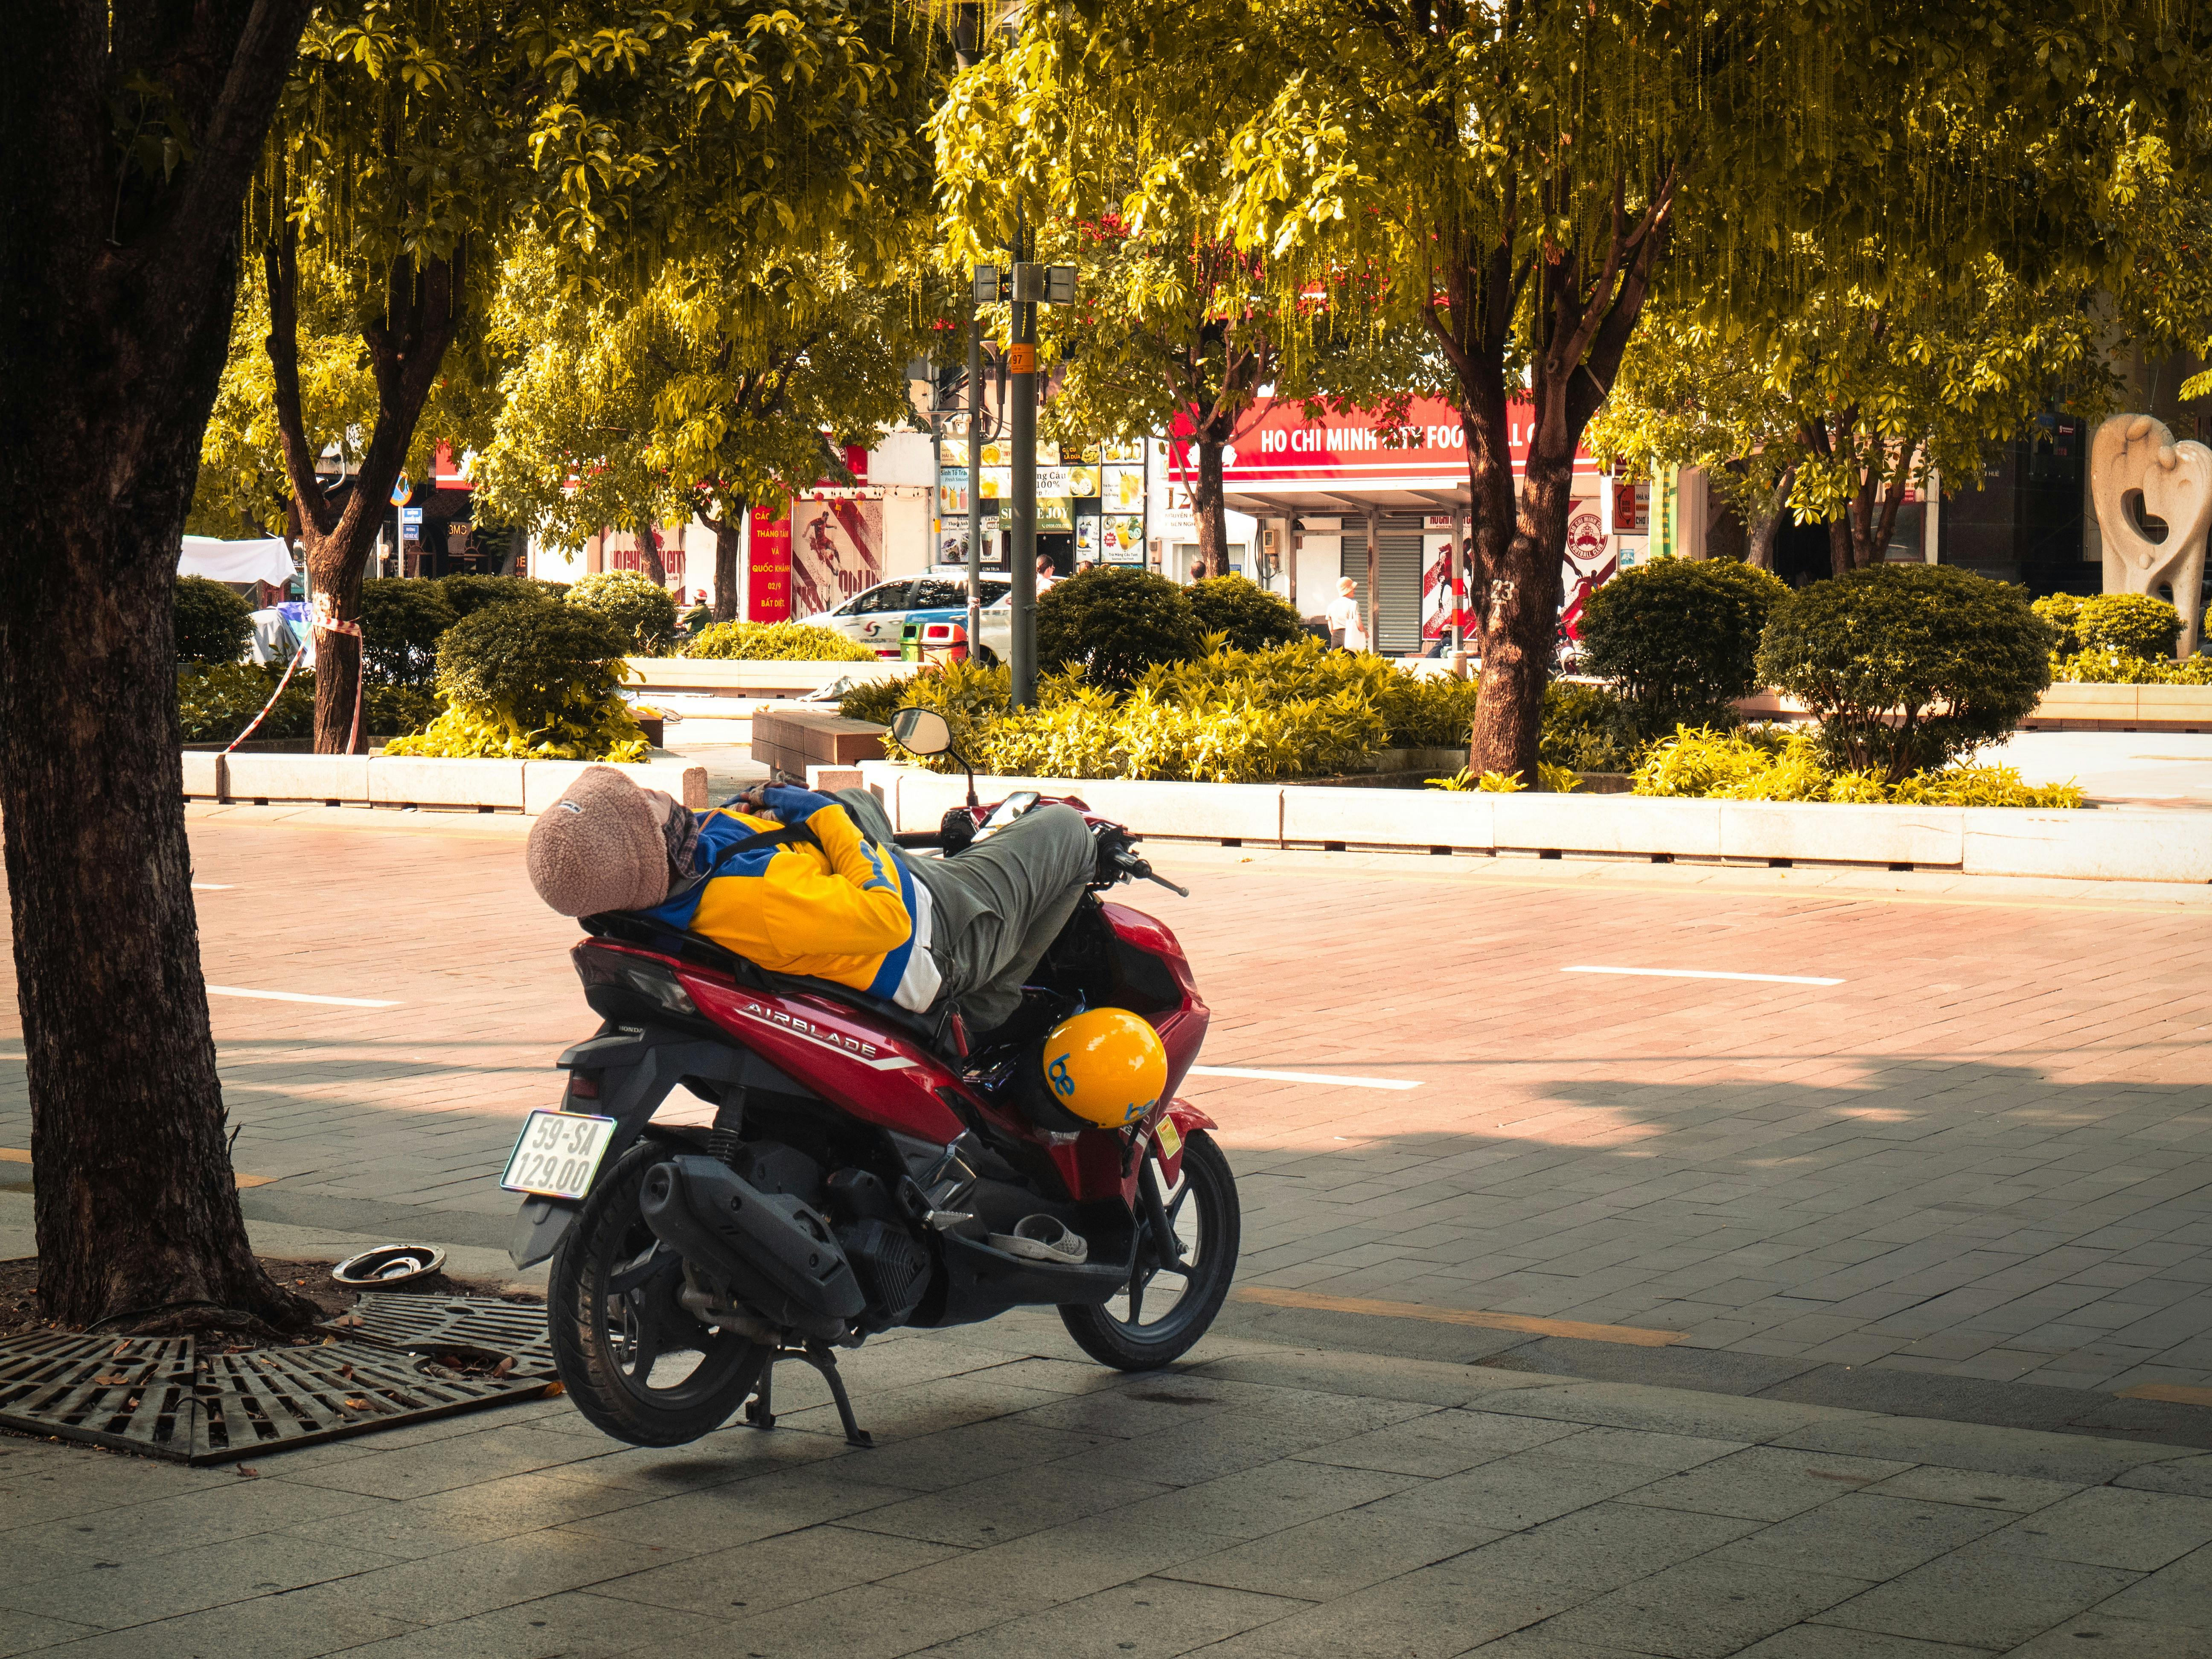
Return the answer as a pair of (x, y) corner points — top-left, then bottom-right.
(638, 797), (941, 1010)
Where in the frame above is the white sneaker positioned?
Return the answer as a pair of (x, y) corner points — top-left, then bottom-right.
(989, 1214), (1089, 1265)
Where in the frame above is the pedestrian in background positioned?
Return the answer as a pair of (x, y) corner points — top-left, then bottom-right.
(1035, 552), (1058, 594)
(1325, 576), (1368, 652)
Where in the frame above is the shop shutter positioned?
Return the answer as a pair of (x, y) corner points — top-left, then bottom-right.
(1341, 532), (1426, 654)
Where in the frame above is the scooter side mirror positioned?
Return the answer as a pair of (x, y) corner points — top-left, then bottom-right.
(889, 706), (955, 755)
(889, 706), (979, 810)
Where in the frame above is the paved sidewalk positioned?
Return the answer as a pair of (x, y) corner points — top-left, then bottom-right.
(0, 1313), (2206, 1658)
(4, 818), (2212, 1407)
(6, 812), (2212, 1399)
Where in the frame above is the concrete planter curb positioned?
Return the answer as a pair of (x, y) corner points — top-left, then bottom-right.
(856, 760), (2209, 884)
(186, 753), (705, 812)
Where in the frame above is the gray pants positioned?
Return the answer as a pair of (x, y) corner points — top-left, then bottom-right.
(834, 791), (1097, 1032)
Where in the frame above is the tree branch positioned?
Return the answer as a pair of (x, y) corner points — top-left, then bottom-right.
(262, 222), (336, 538)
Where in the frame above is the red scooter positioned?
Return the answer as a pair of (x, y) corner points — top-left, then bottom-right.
(504, 714), (1236, 1449)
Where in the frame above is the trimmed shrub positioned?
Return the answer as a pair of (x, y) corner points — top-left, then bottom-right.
(1578, 557), (1790, 739)
(2078, 592), (2183, 660)
(437, 573), (557, 618)
(178, 663), (310, 742)
(1540, 681), (1636, 773)
(568, 569), (678, 656)
(175, 575), (254, 664)
(1187, 576), (1304, 652)
(175, 666), (442, 744)
(2029, 592), (2087, 655)
(383, 604), (645, 760)
(1755, 565), (2054, 781)
(1377, 672), (1482, 750)
(2032, 591), (2180, 662)
(358, 577), (457, 688)
(685, 620), (875, 661)
(1037, 567), (1205, 689)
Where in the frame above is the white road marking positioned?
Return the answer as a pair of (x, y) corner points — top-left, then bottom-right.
(206, 985), (400, 1008)
(191, 883), (234, 891)
(1189, 1065), (1421, 1091)
(1563, 965), (1843, 986)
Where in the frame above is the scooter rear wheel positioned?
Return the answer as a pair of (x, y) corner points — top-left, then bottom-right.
(1060, 1129), (1239, 1370)
(549, 1143), (771, 1446)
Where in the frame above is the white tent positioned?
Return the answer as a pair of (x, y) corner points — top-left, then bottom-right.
(179, 535), (297, 588)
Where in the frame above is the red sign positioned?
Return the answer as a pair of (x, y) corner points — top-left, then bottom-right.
(1173, 397), (1595, 486)
(747, 506), (792, 622)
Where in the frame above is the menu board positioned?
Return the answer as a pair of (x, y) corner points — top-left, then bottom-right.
(939, 468), (968, 516)
(1101, 438), (1145, 464)
(1102, 515), (1145, 564)
(979, 467), (1011, 501)
(1101, 463), (1145, 513)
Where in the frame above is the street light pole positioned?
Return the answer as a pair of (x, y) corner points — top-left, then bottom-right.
(956, 4), (986, 671)
(967, 294), (985, 665)
(1008, 221), (1038, 708)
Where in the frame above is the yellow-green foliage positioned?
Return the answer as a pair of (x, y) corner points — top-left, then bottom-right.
(843, 641), (1468, 783)
(1631, 725), (2081, 806)
(384, 691), (648, 761)
(1424, 765), (1577, 792)
(842, 660), (1013, 771)
(2050, 649), (2212, 684)
(988, 677), (1387, 783)
(685, 621), (876, 661)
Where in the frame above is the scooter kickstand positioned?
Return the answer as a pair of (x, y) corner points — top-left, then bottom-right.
(742, 1355), (776, 1431)
(792, 1343), (874, 1449)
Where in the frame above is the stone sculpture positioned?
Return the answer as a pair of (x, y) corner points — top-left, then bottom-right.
(2090, 413), (2212, 655)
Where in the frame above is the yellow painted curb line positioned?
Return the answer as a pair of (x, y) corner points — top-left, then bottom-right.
(1234, 1284), (1684, 1348)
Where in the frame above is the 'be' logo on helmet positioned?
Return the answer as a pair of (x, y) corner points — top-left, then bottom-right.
(1047, 1053), (1077, 1098)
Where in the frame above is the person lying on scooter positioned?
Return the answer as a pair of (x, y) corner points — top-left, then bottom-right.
(524, 767), (1096, 1043)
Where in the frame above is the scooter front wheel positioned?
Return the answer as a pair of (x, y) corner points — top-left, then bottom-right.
(1060, 1129), (1239, 1370)
(549, 1143), (771, 1447)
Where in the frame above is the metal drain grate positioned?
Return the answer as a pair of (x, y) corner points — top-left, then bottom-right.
(344, 1294), (557, 1378)
(0, 1299), (556, 1464)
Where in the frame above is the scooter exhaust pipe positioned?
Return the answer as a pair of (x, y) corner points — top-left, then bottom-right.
(638, 1156), (867, 1335)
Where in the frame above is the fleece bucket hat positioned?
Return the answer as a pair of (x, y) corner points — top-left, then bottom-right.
(527, 766), (674, 917)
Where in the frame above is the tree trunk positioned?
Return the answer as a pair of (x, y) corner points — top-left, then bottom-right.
(1190, 439), (1229, 578)
(0, 0), (319, 1330)
(265, 236), (466, 752)
(640, 525), (669, 588)
(1746, 466), (1795, 569)
(1437, 169), (1676, 784)
(705, 509), (746, 621)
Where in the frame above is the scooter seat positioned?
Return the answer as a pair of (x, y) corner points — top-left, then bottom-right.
(582, 911), (950, 1053)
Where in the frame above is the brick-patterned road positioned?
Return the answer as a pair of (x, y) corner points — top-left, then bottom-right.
(5, 806), (2212, 1397)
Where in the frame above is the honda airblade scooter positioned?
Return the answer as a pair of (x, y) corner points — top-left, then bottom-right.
(501, 712), (1238, 1448)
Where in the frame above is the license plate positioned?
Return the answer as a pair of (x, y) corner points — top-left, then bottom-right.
(500, 1110), (617, 1200)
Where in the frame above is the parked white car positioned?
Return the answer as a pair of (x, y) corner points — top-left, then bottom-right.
(803, 574), (1013, 662)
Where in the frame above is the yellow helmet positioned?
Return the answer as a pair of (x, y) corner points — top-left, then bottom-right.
(1037, 1008), (1168, 1130)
